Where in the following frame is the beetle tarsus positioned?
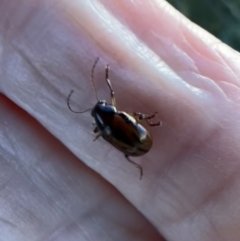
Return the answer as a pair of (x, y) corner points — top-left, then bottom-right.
(134, 112), (161, 127)
(125, 155), (143, 180)
(146, 120), (161, 127)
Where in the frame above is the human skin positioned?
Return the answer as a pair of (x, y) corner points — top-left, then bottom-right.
(1, 0), (240, 240)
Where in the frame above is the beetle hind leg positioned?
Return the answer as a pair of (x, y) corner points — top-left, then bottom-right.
(125, 155), (143, 180)
(133, 112), (161, 127)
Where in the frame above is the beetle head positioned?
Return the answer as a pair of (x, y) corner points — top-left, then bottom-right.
(91, 100), (116, 117)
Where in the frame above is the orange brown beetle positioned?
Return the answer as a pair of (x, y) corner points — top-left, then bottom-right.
(67, 58), (160, 179)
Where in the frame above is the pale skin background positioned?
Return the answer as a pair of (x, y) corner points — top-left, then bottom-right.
(1, 0), (240, 240)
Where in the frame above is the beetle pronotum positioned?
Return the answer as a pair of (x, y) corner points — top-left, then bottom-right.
(67, 58), (160, 179)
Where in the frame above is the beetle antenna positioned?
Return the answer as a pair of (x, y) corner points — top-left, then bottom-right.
(91, 57), (100, 101)
(67, 90), (92, 113)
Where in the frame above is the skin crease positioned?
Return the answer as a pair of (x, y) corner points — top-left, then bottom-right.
(0, 0), (240, 240)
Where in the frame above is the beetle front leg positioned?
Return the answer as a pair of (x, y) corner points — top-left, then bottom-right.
(133, 112), (161, 127)
(93, 132), (101, 141)
(105, 64), (116, 107)
(93, 126), (102, 141)
(125, 155), (143, 180)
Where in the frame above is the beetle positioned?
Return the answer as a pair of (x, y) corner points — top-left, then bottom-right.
(67, 57), (160, 180)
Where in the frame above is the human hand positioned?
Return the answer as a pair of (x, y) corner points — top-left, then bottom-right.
(1, 0), (240, 241)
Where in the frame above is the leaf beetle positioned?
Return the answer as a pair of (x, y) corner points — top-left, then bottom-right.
(67, 58), (160, 180)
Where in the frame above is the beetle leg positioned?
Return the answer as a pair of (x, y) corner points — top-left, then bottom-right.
(125, 155), (143, 180)
(105, 64), (116, 107)
(93, 126), (99, 133)
(92, 126), (102, 141)
(133, 112), (161, 127)
(93, 131), (102, 141)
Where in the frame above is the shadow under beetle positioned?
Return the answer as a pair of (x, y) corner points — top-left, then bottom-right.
(67, 58), (160, 180)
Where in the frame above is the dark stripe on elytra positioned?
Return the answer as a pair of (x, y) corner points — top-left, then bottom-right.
(118, 113), (134, 124)
(110, 127), (139, 146)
